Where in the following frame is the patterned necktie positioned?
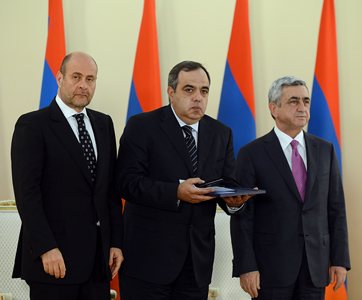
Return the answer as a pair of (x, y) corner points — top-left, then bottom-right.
(182, 125), (197, 176)
(290, 140), (307, 201)
(73, 113), (97, 183)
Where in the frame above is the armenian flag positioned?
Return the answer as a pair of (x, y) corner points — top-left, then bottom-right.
(126, 0), (162, 120)
(217, 0), (255, 156)
(308, 0), (347, 298)
(111, 1), (162, 298)
(39, 0), (65, 109)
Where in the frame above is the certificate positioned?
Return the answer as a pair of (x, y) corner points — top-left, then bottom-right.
(203, 187), (266, 197)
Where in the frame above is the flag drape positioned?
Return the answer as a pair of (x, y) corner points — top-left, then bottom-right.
(308, 0), (347, 298)
(126, 0), (162, 120)
(39, 0), (65, 109)
(111, 1), (162, 298)
(308, 0), (342, 167)
(217, 0), (255, 156)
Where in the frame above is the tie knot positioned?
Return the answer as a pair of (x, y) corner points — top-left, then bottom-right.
(290, 140), (299, 150)
(182, 125), (193, 137)
(73, 113), (85, 123)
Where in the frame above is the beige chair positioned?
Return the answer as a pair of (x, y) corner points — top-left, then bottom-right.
(208, 287), (219, 300)
(110, 289), (117, 300)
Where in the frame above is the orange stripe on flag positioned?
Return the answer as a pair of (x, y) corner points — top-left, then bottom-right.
(314, 0), (340, 144)
(325, 282), (348, 300)
(46, 0), (66, 77)
(132, 0), (162, 113)
(227, 0), (255, 117)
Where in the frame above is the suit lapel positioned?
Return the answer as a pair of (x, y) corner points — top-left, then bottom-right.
(48, 100), (94, 186)
(304, 132), (318, 203)
(159, 105), (194, 175)
(196, 117), (213, 177)
(263, 130), (302, 202)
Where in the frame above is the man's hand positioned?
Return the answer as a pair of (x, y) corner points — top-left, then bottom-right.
(177, 178), (215, 204)
(40, 248), (66, 279)
(240, 271), (260, 298)
(109, 247), (124, 279)
(223, 195), (252, 208)
(330, 266), (347, 292)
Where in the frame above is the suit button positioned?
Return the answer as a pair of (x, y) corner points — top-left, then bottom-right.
(189, 225), (193, 229)
(299, 234), (304, 238)
(302, 210), (307, 215)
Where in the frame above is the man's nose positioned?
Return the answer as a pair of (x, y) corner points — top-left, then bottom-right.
(193, 90), (202, 101)
(78, 79), (88, 89)
(297, 101), (307, 110)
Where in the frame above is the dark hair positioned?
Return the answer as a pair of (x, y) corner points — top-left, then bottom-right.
(168, 61), (210, 91)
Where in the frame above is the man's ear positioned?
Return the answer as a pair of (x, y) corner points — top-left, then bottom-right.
(167, 86), (174, 103)
(56, 71), (63, 87)
(269, 102), (278, 119)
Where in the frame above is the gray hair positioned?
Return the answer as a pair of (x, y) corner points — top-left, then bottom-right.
(268, 76), (308, 106)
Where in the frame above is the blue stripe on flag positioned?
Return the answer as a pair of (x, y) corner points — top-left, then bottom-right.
(218, 61), (256, 156)
(39, 60), (58, 109)
(127, 79), (143, 121)
(308, 76), (342, 168)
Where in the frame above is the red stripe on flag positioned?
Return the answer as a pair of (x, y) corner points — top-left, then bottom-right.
(132, 0), (162, 113)
(46, 0), (66, 77)
(314, 0), (340, 144)
(227, 0), (255, 117)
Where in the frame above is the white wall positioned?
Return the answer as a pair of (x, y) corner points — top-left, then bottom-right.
(1, 0), (361, 298)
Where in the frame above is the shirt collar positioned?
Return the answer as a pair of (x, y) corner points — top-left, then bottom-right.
(274, 125), (305, 150)
(56, 95), (89, 119)
(170, 105), (199, 133)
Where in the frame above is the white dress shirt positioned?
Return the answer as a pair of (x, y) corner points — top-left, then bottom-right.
(55, 95), (98, 159)
(171, 105), (199, 145)
(274, 125), (307, 171)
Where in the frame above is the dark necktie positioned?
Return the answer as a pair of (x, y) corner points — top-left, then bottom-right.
(291, 140), (307, 201)
(73, 113), (97, 183)
(182, 125), (197, 176)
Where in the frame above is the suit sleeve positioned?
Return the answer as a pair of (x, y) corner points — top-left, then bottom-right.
(230, 146), (259, 276)
(11, 114), (58, 259)
(327, 144), (351, 270)
(216, 126), (245, 215)
(107, 116), (124, 248)
(116, 116), (179, 211)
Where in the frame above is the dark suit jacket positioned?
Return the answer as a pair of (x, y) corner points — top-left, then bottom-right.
(11, 99), (123, 284)
(116, 105), (239, 287)
(231, 129), (350, 288)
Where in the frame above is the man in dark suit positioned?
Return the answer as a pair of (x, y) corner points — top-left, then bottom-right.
(11, 52), (124, 300)
(116, 61), (251, 300)
(231, 76), (350, 299)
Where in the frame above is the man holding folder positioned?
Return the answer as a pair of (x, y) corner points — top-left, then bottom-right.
(116, 61), (252, 299)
